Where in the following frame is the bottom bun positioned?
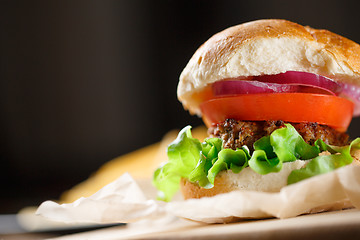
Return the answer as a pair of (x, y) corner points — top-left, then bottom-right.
(178, 156), (360, 222)
(181, 160), (308, 199)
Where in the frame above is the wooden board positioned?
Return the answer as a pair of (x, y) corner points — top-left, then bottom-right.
(52, 209), (360, 239)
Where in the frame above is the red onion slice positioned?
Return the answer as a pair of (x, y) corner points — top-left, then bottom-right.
(213, 80), (297, 96)
(213, 80), (336, 97)
(256, 71), (343, 95)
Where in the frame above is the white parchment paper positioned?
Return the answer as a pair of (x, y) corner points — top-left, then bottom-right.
(36, 173), (166, 224)
(36, 165), (360, 224)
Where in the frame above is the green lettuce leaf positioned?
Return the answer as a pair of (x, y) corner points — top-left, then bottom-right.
(270, 124), (320, 161)
(249, 150), (282, 174)
(188, 138), (223, 189)
(249, 124), (319, 174)
(288, 138), (360, 184)
(153, 124), (358, 201)
(207, 148), (248, 184)
(153, 126), (202, 201)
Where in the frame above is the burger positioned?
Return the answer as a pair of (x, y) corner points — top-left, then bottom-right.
(153, 19), (360, 203)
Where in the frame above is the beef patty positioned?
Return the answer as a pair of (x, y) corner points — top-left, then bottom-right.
(208, 119), (349, 151)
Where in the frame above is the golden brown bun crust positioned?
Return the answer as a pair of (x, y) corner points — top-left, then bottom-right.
(305, 26), (360, 73)
(181, 174), (235, 199)
(178, 19), (360, 115)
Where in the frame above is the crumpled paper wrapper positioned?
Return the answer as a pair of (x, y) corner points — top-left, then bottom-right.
(36, 173), (167, 224)
(36, 165), (360, 224)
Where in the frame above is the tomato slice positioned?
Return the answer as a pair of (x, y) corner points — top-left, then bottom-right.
(200, 93), (354, 132)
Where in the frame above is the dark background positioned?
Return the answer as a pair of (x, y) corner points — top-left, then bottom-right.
(1, 0), (360, 214)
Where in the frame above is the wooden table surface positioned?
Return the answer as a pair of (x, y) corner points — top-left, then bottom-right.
(48, 208), (360, 240)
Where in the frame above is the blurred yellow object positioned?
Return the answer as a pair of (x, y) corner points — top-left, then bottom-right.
(60, 126), (208, 203)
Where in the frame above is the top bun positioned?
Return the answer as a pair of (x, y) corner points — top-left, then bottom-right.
(178, 19), (360, 116)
